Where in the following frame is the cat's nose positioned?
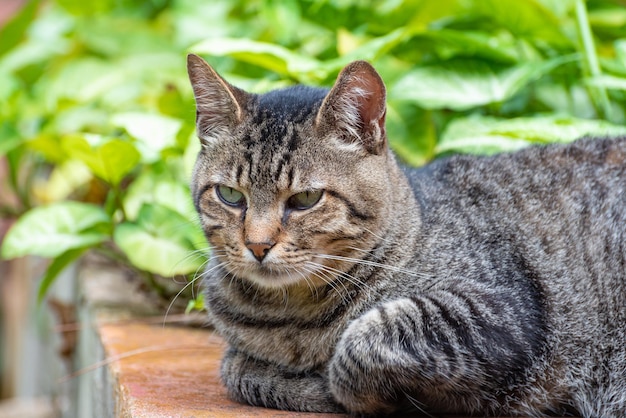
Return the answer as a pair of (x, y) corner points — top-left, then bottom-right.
(246, 241), (274, 262)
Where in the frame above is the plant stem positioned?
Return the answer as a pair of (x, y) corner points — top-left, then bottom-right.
(575, 0), (612, 121)
(0, 205), (21, 218)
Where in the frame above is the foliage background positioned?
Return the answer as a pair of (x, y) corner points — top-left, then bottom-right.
(2, 0), (626, 299)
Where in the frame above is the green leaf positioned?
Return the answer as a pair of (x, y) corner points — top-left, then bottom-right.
(391, 56), (574, 110)
(185, 293), (205, 314)
(62, 135), (140, 185)
(586, 75), (626, 91)
(37, 247), (87, 304)
(114, 204), (207, 276)
(189, 38), (323, 82)
(44, 58), (118, 104)
(1, 202), (110, 259)
(123, 172), (195, 221)
(0, 0), (40, 57)
(0, 122), (22, 156)
(588, 7), (626, 30)
(470, 0), (571, 46)
(27, 134), (68, 164)
(324, 28), (409, 73)
(37, 160), (92, 203)
(56, 0), (113, 16)
(111, 112), (182, 162)
(386, 100), (436, 166)
(409, 30), (521, 63)
(437, 114), (626, 155)
(0, 70), (20, 104)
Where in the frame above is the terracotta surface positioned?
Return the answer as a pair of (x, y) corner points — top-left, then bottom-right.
(95, 318), (555, 418)
(97, 320), (347, 417)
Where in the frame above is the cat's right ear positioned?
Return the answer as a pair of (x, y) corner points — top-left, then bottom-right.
(187, 54), (248, 144)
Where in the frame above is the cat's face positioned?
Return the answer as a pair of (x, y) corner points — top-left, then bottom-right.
(188, 55), (395, 289)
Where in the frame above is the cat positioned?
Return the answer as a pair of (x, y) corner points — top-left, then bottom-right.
(186, 53), (626, 417)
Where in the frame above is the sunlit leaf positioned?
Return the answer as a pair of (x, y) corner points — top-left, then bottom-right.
(409, 30), (521, 63)
(27, 134), (68, 163)
(470, 0), (571, 46)
(0, 0), (40, 57)
(1, 202), (110, 259)
(123, 171), (196, 221)
(386, 100), (436, 166)
(134, 203), (206, 251)
(114, 204), (207, 276)
(437, 114), (626, 155)
(185, 293), (205, 314)
(326, 28), (409, 71)
(62, 135), (140, 185)
(111, 112), (182, 162)
(0, 71), (20, 104)
(588, 7), (626, 30)
(0, 123), (22, 156)
(33, 160), (92, 203)
(391, 56), (574, 110)
(190, 38), (324, 82)
(587, 75), (626, 91)
(44, 58), (118, 105)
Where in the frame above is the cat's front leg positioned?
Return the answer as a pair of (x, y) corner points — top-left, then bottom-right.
(221, 348), (344, 413)
(329, 295), (540, 415)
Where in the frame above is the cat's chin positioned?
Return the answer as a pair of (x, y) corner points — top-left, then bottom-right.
(237, 266), (316, 289)
(241, 270), (306, 289)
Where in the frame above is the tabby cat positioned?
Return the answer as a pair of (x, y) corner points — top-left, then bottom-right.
(187, 53), (626, 417)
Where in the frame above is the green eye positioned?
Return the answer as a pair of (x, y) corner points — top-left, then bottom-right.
(287, 190), (323, 211)
(216, 185), (245, 207)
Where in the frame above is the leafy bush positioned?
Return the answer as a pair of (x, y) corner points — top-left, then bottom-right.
(2, 0), (626, 302)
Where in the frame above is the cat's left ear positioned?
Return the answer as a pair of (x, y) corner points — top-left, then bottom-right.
(316, 61), (387, 155)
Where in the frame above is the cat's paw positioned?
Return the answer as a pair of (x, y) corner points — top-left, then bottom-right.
(328, 302), (416, 415)
(222, 348), (344, 413)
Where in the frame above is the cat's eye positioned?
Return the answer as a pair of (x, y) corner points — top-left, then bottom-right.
(287, 190), (323, 211)
(216, 185), (245, 207)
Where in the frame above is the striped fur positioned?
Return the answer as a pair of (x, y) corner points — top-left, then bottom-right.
(187, 54), (626, 416)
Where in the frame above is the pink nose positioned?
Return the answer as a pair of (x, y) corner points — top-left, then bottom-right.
(246, 242), (274, 262)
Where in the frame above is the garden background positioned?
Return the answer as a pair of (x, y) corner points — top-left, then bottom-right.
(1, 0), (626, 415)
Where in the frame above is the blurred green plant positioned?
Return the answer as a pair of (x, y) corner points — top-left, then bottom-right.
(2, 0), (626, 304)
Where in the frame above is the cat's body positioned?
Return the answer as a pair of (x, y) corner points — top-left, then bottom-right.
(187, 54), (626, 416)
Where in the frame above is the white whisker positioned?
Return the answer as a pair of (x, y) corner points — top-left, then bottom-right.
(315, 253), (428, 279)
(300, 264), (352, 305)
(163, 258), (225, 325)
(403, 391), (435, 418)
(306, 260), (367, 290)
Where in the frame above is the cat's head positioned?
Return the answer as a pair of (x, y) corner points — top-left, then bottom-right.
(187, 54), (402, 289)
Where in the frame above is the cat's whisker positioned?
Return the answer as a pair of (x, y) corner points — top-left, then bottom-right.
(315, 253), (429, 279)
(402, 391), (435, 418)
(362, 226), (400, 247)
(305, 260), (367, 289)
(188, 254), (215, 291)
(164, 258), (230, 325)
(345, 245), (376, 256)
(300, 264), (352, 305)
(303, 261), (366, 300)
(290, 266), (320, 300)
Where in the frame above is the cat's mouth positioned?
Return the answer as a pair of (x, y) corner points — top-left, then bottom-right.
(217, 251), (345, 289)
(230, 258), (334, 289)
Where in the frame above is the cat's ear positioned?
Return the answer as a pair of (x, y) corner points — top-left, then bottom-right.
(316, 60), (387, 154)
(187, 54), (248, 144)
